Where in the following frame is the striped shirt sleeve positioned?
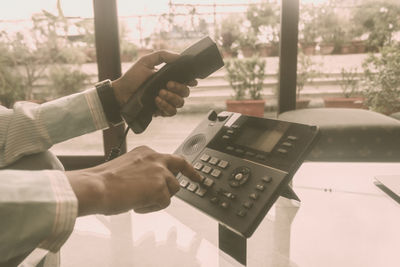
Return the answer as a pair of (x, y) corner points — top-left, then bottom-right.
(0, 170), (77, 262)
(0, 88), (109, 263)
(0, 88), (109, 167)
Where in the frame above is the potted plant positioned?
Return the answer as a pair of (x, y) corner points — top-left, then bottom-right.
(238, 28), (258, 58)
(314, 2), (341, 55)
(217, 15), (242, 58)
(361, 44), (400, 115)
(296, 52), (316, 109)
(324, 67), (365, 108)
(224, 56), (266, 117)
(352, 0), (400, 52)
(246, 1), (280, 57)
(299, 3), (318, 55)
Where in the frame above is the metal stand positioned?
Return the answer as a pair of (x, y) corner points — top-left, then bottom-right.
(219, 224), (247, 266)
(218, 185), (300, 266)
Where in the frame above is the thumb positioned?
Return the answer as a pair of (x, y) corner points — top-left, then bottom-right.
(139, 50), (180, 69)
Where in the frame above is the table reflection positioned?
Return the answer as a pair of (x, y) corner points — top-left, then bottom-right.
(61, 162), (400, 267)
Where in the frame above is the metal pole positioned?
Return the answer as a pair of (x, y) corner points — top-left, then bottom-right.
(278, 0), (300, 114)
(93, 0), (127, 159)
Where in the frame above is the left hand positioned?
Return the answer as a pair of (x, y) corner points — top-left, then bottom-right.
(111, 50), (198, 117)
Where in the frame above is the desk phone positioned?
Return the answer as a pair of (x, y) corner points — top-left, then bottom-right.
(174, 110), (319, 237)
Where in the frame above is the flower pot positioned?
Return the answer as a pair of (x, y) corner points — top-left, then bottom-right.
(300, 42), (316, 55)
(351, 40), (366, 54)
(241, 46), (255, 58)
(319, 43), (335, 55)
(323, 97), (366, 109)
(340, 43), (354, 54)
(226, 99), (265, 117)
(256, 43), (278, 57)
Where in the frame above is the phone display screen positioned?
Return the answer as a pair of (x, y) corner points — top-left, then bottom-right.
(234, 122), (288, 153)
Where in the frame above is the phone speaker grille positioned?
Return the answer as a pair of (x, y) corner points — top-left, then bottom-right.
(182, 134), (206, 155)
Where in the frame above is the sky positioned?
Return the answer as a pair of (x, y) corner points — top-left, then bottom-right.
(0, 0), (327, 20)
(0, 0), (327, 46)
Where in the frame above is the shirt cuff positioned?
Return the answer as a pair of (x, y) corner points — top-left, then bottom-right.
(84, 88), (110, 130)
(38, 171), (78, 252)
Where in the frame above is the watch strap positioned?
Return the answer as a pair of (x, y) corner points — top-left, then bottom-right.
(95, 79), (124, 126)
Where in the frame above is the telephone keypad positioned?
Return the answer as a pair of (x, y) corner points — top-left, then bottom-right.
(195, 187), (207, 197)
(217, 160), (229, 169)
(209, 157), (219, 165)
(194, 162), (203, 170)
(179, 179), (189, 188)
(211, 169), (221, 178)
(201, 165), (212, 174)
(187, 183), (198, 192)
(200, 154), (210, 162)
(202, 177), (215, 188)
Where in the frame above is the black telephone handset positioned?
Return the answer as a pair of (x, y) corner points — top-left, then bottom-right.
(121, 36), (224, 134)
(174, 110), (320, 238)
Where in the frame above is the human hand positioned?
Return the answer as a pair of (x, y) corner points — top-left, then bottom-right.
(66, 146), (202, 216)
(112, 50), (198, 117)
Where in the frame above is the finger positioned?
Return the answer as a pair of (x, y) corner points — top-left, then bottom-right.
(165, 174), (180, 196)
(159, 89), (185, 108)
(155, 96), (177, 116)
(140, 50), (180, 68)
(163, 154), (202, 183)
(166, 81), (190, 98)
(187, 80), (198, 87)
(134, 205), (163, 214)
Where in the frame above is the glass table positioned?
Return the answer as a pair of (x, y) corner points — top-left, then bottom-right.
(61, 162), (400, 267)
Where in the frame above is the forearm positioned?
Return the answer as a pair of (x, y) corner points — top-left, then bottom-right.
(0, 88), (109, 167)
(0, 170), (77, 262)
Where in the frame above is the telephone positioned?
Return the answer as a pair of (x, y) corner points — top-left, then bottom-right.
(174, 110), (319, 238)
(121, 36), (224, 134)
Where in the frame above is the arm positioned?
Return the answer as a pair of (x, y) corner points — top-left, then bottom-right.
(0, 88), (109, 168)
(0, 50), (196, 168)
(0, 170), (77, 264)
(0, 146), (202, 264)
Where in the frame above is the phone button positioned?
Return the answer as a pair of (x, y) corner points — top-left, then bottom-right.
(209, 157), (219, 165)
(243, 201), (253, 209)
(217, 160), (229, 169)
(237, 210), (247, 217)
(262, 176), (273, 183)
(201, 165), (212, 174)
(179, 179), (189, 188)
(249, 192), (259, 200)
(187, 183), (198, 192)
(200, 154), (210, 162)
(211, 169), (221, 178)
(195, 187), (207, 197)
(220, 201), (230, 209)
(203, 177), (215, 188)
(193, 162), (203, 170)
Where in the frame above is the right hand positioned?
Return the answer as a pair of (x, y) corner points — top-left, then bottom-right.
(66, 146), (202, 216)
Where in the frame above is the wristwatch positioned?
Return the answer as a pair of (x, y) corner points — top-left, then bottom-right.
(95, 79), (124, 126)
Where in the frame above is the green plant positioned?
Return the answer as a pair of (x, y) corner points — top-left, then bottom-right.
(225, 57), (266, 100)
(352, 0), (400, 51)
(299, 3), (319, 45)
(217, 14), (243, 55)
(339, 67), (360, 98)
(48, 65), (89, 98)
(296, 52), (316, 98)
(362, 44), (400, 114)
(246, 1), (279, 34)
